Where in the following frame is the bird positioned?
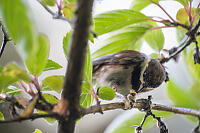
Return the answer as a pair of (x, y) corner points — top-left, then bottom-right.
(92, 50), (168, 109)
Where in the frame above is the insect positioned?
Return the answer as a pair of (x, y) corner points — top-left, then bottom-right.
(93, 50), (168, 109)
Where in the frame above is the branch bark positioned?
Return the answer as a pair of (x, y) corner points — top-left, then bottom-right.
(54, 0), (94, 133)
(82, 102), (200, 118)
(0, 113), (59, 124)
(1, 100), (200, 124)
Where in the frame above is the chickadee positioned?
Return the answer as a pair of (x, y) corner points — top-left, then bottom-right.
(93, 50), (168, 109)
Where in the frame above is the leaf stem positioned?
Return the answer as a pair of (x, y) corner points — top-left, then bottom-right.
(189, 0), (192, 22)
(197, 1), (200, 8)
(151, 1), (176, 23)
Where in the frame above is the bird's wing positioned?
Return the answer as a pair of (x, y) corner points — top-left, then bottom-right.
(93, 50), (147, 73)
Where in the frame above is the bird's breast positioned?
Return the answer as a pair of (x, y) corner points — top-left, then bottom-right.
(94, 64), (133, 96)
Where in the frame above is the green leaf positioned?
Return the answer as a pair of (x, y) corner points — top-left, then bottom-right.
(2, 64), (31, 82)
(44, 59), (63, 71)
(0, 0), (35, 59)
(0, 63), (31, 92)
(80, 81), (93, 107)
(94, 9), (149, 35)
(37, 110), (56, 123)
(42, 76), (64, 93)
(176, 8), (189, 25)
(0, 66), (3, 73)
(40, 0), (56, 6)
(111, 111), (171, 133)
(153, 0), (159, 3)
(0, 112), (4, 120)
(83, 46), (92, 81)
(92, 23), (152, 59)
(33, 129), (43, 133)
(176, 8), (200, 25)
(80, 45), (93, 107)
(42, 93), (59, 104)
(130, 0), (152, 11)
(3, 86), (22, 96)
(89, 33), (94, 43)
(62, 0), (76, 19)
(63, 32), (72, 58)
(25, 34), (49, 76)
(144, 24), (164, 52)
(98, 86), (115, 100)
(167, 81), (199, 109)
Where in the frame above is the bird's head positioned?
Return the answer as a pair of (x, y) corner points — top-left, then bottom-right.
(142, 59), (168, 89)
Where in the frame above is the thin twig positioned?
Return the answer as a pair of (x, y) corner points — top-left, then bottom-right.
(150, 18), (190, 30)
(36, 0), (73, 23)
(160, 35), (193, 63)
(0, 23), (10, 58)
(160, 17), (200, 64)
(188, 0), (192, 24)
(193, 117), (200, 133)
(151, 0), (176, 23)
(197, 1), (200, 8)
(149, 111), (168, 133)
(134, 112), (150, 133)
(172, 22), (191, 30)
(176, 35), (189, 48)
(0, 113), (60, 124)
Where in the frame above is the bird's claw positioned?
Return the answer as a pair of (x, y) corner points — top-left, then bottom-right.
(123, 91), (136, 110)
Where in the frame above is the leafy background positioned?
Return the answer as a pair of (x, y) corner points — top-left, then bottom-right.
(0, 0), (199, 133)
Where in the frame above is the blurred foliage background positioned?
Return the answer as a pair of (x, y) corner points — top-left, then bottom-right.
(0, 0), (199, 133)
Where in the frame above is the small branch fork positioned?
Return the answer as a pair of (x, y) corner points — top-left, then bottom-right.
(160, 16), (200, 64)
(148, 1), (200, 64)
(193, 117), (200, 133)
(36, 0), (73, 24)
(135, 111), (168, 133)
(133, 96), (168, 133)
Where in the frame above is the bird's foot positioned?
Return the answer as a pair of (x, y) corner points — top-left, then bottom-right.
(123, 90), (136, 110)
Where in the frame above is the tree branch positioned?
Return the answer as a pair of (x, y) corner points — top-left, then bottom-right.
(1, 100), (200, 125)
(0, 113), (60, 124)
(160, 17), (200, 64)
(82, 102), (200, 118)
(52, 0), (94, 133)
